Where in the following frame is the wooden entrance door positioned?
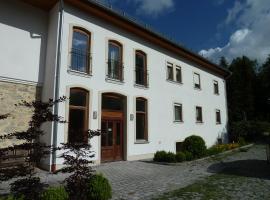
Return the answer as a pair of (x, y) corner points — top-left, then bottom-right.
(101, 119), (123, 162)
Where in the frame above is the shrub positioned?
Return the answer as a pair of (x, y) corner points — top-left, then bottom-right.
(153, 151), (167, 162)
(175, 152), (186, 162)
(206, 146), (223, 156)
(41, 186), (68, 200)
(182, 135), (207, 158)
(238, 137), (246, 146)
(183, 151), (193, 161)
(0, 196), (24, 200)
(87, 174), (112, 200)
(153, 151), (176, 163)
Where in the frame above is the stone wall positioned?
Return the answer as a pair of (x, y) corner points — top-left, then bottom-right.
(0, 81), (41, 148)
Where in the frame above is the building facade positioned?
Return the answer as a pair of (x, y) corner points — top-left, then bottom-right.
(0, 0), (230, 171)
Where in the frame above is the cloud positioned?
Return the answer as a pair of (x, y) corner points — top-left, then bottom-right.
(130, 0), (175, 16)
(199, 0), (270, 64)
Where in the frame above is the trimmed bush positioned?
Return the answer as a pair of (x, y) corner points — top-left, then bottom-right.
(182, 135), (207, 158)
(183, 151), (193, 161)
(153, 151), (167, 162)
(0, 196), (24, 200)
(41, 186), (68, 200)
(165, 152), (176, 163)
(87, 174), (112, 200)
(175, 152), (186, 162)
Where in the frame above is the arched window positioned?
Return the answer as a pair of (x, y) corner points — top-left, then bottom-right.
(136, 97), (148, 141)
(70, 27), (91, 74)
(68, 88), (89, 143)
(135, 50), (148, 87)
(108, 40), (123, 81)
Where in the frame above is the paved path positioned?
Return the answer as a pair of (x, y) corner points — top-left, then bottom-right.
(1, 145), (269, 200)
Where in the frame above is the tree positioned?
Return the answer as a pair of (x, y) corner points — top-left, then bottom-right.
(219, 56), (229, 69)
(0, 98), (66, 199)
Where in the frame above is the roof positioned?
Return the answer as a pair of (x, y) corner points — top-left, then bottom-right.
(22, 0), (231, 77)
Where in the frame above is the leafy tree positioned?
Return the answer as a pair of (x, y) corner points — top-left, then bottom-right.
(219, 56), (229, 69)
(0, 98), (66, 199)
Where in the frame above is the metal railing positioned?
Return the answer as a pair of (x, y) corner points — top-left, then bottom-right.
(70, 48), (92, 74)
(135, 67), (149, 87)
(107, 59), (124, 81)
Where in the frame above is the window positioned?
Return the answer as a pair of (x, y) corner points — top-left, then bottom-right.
(136, 98), (148, 141)
(135, 51), (148, 87)
(196, 106), (203, 123)
(176, 66), (182, 83)
(167, 63), (174, 81)
(70, 27), (91, 74)
(68, 88), (89, 143)
(174, 103), (183, 122)
(214, 81), (219, 95)
(193, 73), (201, 89)
(216, 109), (221, 124)
(107, 40), (123, 81)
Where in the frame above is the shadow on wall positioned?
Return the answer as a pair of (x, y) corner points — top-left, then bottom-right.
(0, 0), (48, 84)
(208, 159), (270, 180)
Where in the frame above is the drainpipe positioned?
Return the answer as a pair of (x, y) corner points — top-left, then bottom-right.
(51, 0), (64, 172)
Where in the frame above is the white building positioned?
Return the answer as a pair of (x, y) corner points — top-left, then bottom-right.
(0, 0), (230, 171)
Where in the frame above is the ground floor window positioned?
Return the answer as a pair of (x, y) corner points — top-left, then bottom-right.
(174, 103), (183, 122)
(68, 88), (89, 143)
(196, 106), (203, 123)
(216, 109), (221, 124)
(136, 98), (148, 141)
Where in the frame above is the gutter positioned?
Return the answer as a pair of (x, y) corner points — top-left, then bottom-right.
(51, 0), (64, 172)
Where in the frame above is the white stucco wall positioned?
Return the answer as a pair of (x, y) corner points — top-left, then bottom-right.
(0, 0), (48, 85)
(52, 5), (228, 165)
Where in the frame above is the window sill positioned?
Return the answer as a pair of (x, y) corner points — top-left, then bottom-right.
(194, 87), (202, 91)
(67, 69), (92, 78)
(216, 122), (222, 125)
(135, 140), (150, 144)
(134, 84), (149, 89)
(214, 93), (220, 96)
(174, 120), (184, 124)
(166, 79), (183, 85)
(105, 77), (125, 85)
(196, 121), (204, 124)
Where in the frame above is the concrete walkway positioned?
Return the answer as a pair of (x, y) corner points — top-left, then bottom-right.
(0, 145), (268, 200)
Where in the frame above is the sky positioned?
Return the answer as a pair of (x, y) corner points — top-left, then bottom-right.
(98, 0), (270, 64)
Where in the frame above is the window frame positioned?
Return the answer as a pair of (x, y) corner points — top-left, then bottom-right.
(70, 27), (91, 75)
(135, 50), (148, 87)
(213, 80), (219, 95)
(166, 62), (174, 81)
(174, 103), (183, 123)
(193, 72), (201, 90)
(107, 40), (124, 81)
(216, 109), (221, 124)
(195, 106), (203, 123)
(175, 65), (182, 83)
(135, 97), (148, 142)
(68, 88), (89, 144)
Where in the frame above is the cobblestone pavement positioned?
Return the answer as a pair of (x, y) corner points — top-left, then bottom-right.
(0, 145), (269, 200)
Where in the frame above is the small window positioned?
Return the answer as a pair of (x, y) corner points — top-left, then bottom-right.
(176, 66), (182, 83)
(108, 40), (123, 81)
(174, 103), (183, 122)
(194, 73), (201, 89)
(216, 109), (221, 124)
(167, 63), (174, 81)
(68, 88), (89, 144)
(135, 51), (148, 87)
(214, 81), (219, 95)
(70, 27), (91, 74)
(196, 106), (203, 123)
(136, 98), (148, 141)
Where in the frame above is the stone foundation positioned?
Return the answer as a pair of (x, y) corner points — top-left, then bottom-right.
(0, 81), (41, 148)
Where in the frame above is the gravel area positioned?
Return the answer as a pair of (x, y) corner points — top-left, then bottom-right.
(0, 145), (269, 200)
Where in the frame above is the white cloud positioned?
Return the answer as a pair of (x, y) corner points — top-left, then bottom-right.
(130, 0), (175, 16)
(200, 0), (270, 64)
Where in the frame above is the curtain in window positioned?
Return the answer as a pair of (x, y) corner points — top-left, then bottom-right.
(108, 43), (120, 79)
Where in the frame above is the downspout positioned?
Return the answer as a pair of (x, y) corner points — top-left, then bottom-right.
(51, 0), (64, 172)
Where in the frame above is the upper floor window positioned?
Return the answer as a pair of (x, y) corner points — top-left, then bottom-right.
(68, 88), (89, 144)
(214, 80), (219, 95)
(193, 73), (201, 89)
(107, 40), (123, 81)
(174, 103), (183, 122)
(136, 98), (148, 141)
(166, 62), (182, 84)
(167, 62), (174, 81)
(216, 109), (221, 124)
(135, 51), (148, 87)
(196, 106), (203, 123)
(70, 27), (91, 74)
